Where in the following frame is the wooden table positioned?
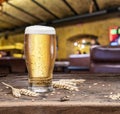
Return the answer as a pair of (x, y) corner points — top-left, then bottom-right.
(0, 73), (120, 114)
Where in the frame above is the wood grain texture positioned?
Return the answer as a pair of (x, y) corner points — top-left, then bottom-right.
(3, 2), (38, 24)
(97, 0), (120, 9)
(0, 105), (120, 114)
(0, 0), (119, 33)
(0, 73), (120, 114)
(8, 0), (55, 21)
(66, 0), (94, 14)
(0, 14), (26, 26)
(36, 0), (74, 18)
(0, 21), (13, 29)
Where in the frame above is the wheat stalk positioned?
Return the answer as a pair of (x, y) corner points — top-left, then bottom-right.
(2, 82), (39, 98)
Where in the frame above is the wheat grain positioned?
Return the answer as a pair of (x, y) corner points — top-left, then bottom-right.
(2, 82), (39, 97)
(2, 82), (21, 98)
(20, 89), (39, 97)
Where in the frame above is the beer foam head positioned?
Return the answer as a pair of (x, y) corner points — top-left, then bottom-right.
(25, 25), (56, 34)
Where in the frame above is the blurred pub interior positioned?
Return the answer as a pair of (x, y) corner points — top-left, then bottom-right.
(0, 0), (120, 74)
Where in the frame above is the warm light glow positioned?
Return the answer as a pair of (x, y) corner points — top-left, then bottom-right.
(74, 42), (78, 46)
(82, 39), (86, 43)
(81, 44), (85, 49)
(78, 44), (81, 48)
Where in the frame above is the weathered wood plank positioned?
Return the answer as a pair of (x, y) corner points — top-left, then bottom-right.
(0, 73), (120, 102)
(0, 73), (120, 114)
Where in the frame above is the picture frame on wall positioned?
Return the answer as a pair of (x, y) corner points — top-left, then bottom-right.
(109, 26), (120, 46)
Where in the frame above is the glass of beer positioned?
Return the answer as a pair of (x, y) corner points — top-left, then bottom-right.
(24, 25), (56, 92)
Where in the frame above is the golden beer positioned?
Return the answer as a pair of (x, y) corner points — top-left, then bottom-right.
(24, 25), (56, 92)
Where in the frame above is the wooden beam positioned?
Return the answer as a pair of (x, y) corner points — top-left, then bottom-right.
(7, 2), (43, 21)
(92, 0), (100, 11)
(0, 19), (18, 27)
(3, 12), (31, 25)
(32, 0), (59, 19)
(62, 0), (78, 15)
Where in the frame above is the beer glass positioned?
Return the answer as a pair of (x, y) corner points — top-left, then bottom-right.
(24, 25), (56, 92)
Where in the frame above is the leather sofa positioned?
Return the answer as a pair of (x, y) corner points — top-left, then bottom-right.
(90, 45), (120, 73)
(0, 57), (26, 74)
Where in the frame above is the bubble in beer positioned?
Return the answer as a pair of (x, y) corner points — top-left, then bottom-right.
(24, 25), (56, 92)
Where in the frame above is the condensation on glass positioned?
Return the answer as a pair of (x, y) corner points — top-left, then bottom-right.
(24, 25), (56, 92)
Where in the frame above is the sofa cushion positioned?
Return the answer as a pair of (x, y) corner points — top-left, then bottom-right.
(91, 46), (120, 62)
(91, 63), (120, 73)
